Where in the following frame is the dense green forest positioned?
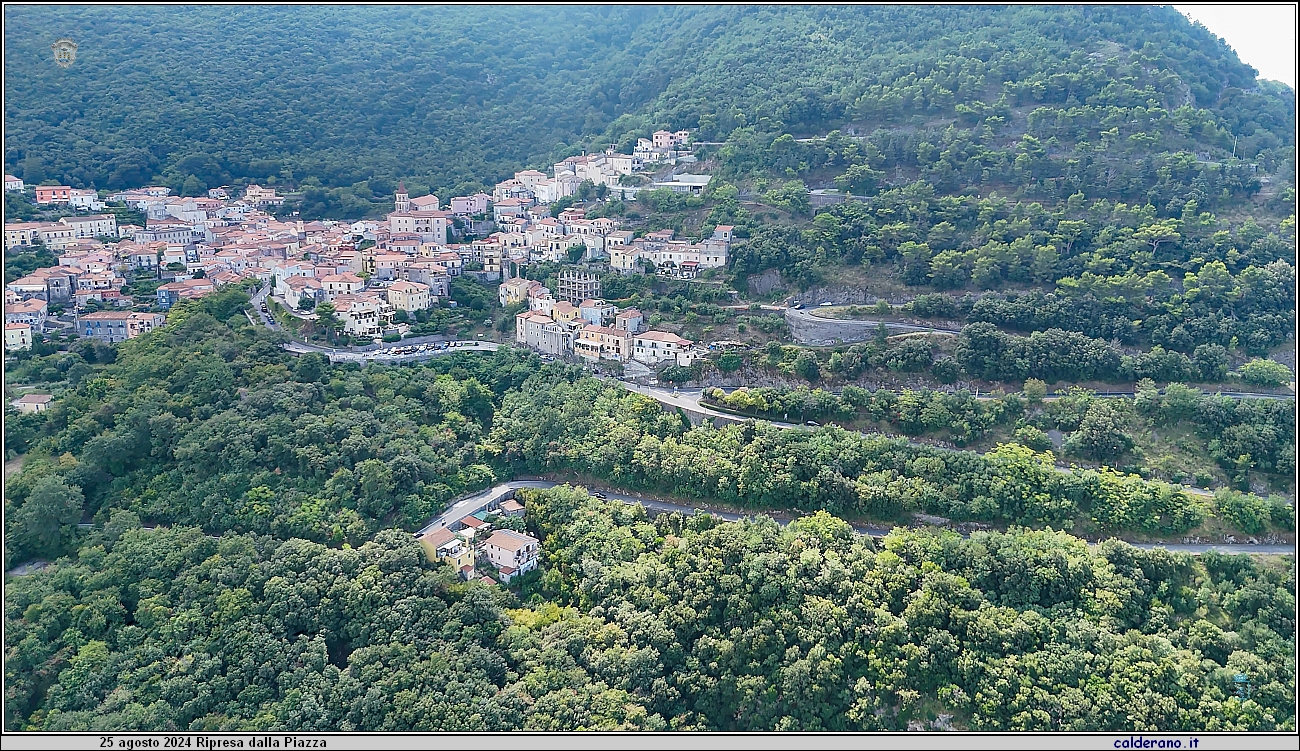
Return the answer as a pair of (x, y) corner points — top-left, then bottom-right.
(4, 290), (1294, 731)
(6, 486), (1294, 731)
(704, 383), (1295, 491)
(9, 292), (1288, 568)
(5, 6), (1292, 201)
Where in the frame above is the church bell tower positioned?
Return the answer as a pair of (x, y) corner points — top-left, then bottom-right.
(395, 182), (410, 213)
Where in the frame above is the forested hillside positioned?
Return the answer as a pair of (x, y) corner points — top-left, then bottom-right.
(6, 486), (1294, 731)
(5, 5), (1292, 200)
(4, 4), (1296, 734)
(10, 293), (1289, 565)
(4, 289), (1294, 731)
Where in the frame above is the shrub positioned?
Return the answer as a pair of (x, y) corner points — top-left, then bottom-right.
(1013, 425), (1053, 452)
(1235, 359), (1292, 387)
(1215, 490), (1270, 535)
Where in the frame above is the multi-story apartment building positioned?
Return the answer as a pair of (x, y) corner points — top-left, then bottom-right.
(319, 273), (365, 301)
(34, 186), (73, 204)
(633, 330), (697, 366)
(556, 268), (600, 303)
(574, 324), (631, 363)
(333, 294), (392, 338)
(385, 280), (432, 312)
(80, 311), (166, 343)
(60, 214), (118, 239)
(5, 298), (48, 328)
(482, 529), (541, 583)
(515, 310), (570, 356)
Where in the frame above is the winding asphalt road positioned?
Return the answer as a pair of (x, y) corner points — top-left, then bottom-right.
(249, 283), (281, 330)
(254, 299), (1284, 510)
(614, 382), (1228, 499)
(417, 480), (1293, 556)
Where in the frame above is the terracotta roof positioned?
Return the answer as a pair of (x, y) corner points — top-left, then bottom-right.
(284, 276), (321, 289)
(484, 529), (538, 552)
(320, 273), (362, 284)
(81, 311), (139, 321)
(580, 324), (626, 337)
(421, 528), (457, 549)
(7, 299), (47, 313)
(636, 330), (692, 345)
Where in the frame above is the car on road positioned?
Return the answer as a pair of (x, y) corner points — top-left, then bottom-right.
(819, 301), (834, 307)
(805, 420), (820, 427)
(790, 302), (803, 309)
(593, 492), (607, 499)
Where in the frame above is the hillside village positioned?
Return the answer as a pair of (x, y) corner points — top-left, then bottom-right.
(5, 133), (719, 584)
(5, 129), (724, 369)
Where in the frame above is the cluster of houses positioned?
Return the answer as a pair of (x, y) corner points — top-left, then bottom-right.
(3, 181), (467, 347)
(4, 182), (276, 350)
(5, 127), (723, 351)
(502, 272), (699, 368)
(266, 182), (507, 339)
(2, 223), (183, 350)
(5, 213), (121, 252)
(491, 188), (732, 282)
(418, 494), (539, 585)
(481, 130), (727, 282)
